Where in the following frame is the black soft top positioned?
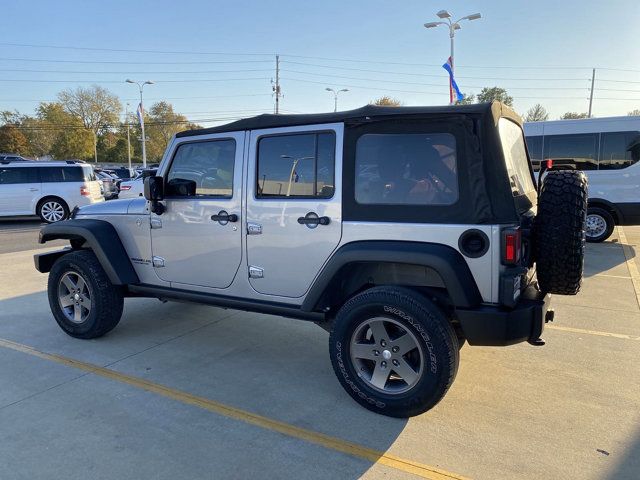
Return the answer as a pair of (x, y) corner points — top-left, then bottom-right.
(177, 102), (522, 137)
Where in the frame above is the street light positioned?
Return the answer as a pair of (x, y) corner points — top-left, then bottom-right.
(325, 87), (349, 112)
(126, 79), (154, 168)
(424, 10), (481, 104)
(281, 154), (314, 197)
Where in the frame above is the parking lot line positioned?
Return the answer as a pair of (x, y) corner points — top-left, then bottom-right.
(0, 337), (469, 480)
(546, 324), (640, 341)
(617, 226), (640, 310)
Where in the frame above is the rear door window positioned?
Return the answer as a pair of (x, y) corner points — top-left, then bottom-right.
(0, 167), (39, 184)
(525, 135), (543, 171)
(499, 118), (536, 196)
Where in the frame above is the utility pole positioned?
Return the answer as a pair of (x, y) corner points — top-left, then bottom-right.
(272, 55), (282, 114)
(125, 104), (132, 170)
(126, 79), (154, 168)
(588, 68), (596, 118)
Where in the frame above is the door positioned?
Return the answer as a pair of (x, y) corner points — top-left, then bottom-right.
(246, 124), (343, 298)
(0, 166), (40, 215)
(151, 133), (244, 289)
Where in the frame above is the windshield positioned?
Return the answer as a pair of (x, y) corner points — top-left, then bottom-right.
(499, 118), (536, 197)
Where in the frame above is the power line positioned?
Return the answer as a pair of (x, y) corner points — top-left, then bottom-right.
(0, 42), (273, 57)
(0, 77), (272, 84)
(282, 69), (590, 90)
(281, 60), (588, 81)
(0, 68), (274, 74)
(0, 57), (273, 65)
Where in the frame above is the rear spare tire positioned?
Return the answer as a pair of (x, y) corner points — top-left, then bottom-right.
(534, 170), (588, 295)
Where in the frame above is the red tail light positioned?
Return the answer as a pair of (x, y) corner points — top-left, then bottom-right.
(502, 228), (522, 264)
(120, 185), (131, 191)
(80, 185), (90, 196)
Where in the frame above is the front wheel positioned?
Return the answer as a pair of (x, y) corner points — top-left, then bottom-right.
(329, 287), (459, 418)
(585, 207), (615, 243)
(37, 197), (69, 223)
(48, 250), (124, 339)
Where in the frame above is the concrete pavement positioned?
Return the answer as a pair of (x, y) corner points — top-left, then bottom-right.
(0, 225), (638, 479)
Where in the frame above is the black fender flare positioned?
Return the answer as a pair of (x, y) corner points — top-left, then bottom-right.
(34, 219), (139, 285)
(301, 241), (483, 312)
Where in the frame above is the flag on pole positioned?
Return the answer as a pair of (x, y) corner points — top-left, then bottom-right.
(136, 102), (145, 127)
(442, 57), (464, 103)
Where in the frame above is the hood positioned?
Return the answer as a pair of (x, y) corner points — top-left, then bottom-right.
(76, 198), (136, 216)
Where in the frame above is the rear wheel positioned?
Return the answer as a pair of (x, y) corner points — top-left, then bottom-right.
(585, 207), (615, 243)
(329, 286), (459, 418)
(37, 197), (69, 223)
(48, 250), (124, 339)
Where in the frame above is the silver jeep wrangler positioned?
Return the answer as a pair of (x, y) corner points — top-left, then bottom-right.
(35, 102), (588, 417)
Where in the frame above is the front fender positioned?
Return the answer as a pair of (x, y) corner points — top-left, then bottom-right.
(35, 219), (139, 285)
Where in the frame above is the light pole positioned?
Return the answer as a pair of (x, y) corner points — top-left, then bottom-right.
(325, 87), (349, 112)
(126, 79), (154, 168)
(281, 155), (314, 197)
(424, 10), (481, 105)
(125, 103), (132, 170)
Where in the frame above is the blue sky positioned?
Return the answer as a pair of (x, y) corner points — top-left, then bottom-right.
(1, 0), (639, 125)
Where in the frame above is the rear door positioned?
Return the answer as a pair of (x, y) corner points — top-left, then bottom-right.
(245, 123), (343, 298)
(0, 166), (40, 215)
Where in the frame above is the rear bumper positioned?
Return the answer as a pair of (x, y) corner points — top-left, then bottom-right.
(455, 284), (551, 346)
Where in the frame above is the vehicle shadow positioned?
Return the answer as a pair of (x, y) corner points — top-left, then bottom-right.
(0, 290), (409, 479)
(583, 241), (634, 277)
(606, 427), (640, 480)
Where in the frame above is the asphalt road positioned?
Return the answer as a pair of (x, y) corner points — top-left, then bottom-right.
(0, 222), (638, 480)
(0, 217), (65, 254)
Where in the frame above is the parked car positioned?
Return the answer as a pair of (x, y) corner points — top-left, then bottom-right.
(35, 103), (588, 417)
(110, 167), (136, 180)
(525, 115), (640, 242)
(95, 170), (119, 200)
(118, 176), (144, 199)
(0, 160), (103, 222)
(0, 153), (27, 162)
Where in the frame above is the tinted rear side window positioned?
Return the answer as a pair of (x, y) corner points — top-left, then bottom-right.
(525, 135), (543, 171)
(40, 166), (90, 182)
(354, 133), (458, 205)
(0, 167), (39, 184)
(599, 131), (640, 170)
(543, 134), (598, 170)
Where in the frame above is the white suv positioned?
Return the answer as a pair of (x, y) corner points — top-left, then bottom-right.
(0, 160), (103, 222)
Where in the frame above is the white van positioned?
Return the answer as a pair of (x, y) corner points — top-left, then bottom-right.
(524, 116), (640, 242)
(0, 160), (104, 222)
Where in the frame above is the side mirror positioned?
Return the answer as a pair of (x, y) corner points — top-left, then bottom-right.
(144, 176), (165, 215)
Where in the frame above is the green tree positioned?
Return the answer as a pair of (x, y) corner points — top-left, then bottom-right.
(143, 102), (199, 161)
(455, 93), (475, 105)
(477, 87), (514, 107)
(0, 124), (29, 155)
(560, 112), (589, 119)
(31, 102), (93, 160)
(524, 104), (549, 122)
(370, 96), (403, 106)
(58, 85), (121, 162)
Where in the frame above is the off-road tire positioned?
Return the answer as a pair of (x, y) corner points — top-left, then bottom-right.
(37, 196), (69, 223)
(585, 207), (615, 243)
(534, 170), (588, 295)
(48, 250), (124, 339)
(329, 286), (459, 418)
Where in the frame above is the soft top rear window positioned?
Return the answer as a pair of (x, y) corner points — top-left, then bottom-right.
(499, 118), (536, 197)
